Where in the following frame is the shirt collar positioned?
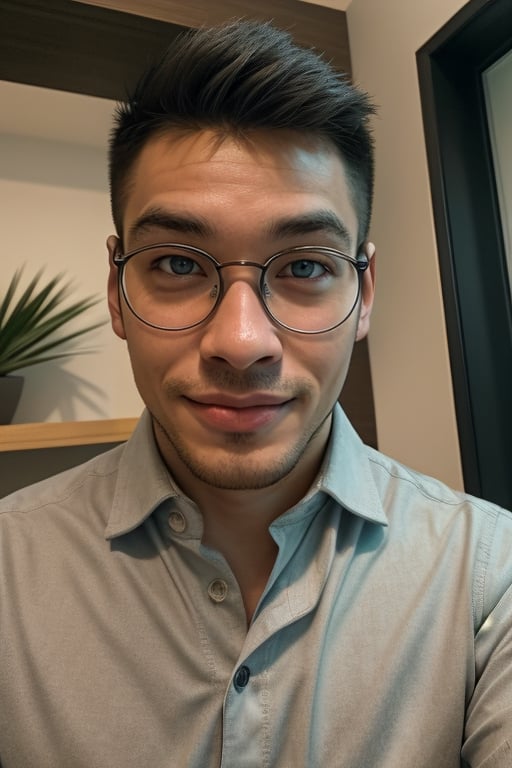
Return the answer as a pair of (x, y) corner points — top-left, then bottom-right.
(105, 410), (178, 539)
(105, 403), (387, 539)
(315, 403), (388, 526)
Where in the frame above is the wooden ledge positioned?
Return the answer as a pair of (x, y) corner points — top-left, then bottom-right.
(0, 418), (138, 452)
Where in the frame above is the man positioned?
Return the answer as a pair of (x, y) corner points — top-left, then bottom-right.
(1, 20), (512, 768)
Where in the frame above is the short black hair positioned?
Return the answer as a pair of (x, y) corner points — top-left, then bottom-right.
(109, 19), (375, 243)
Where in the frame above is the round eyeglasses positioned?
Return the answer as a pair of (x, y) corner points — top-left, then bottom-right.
(113, 243), (369, 334)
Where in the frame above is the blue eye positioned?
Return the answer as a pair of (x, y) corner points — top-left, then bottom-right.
(289, 260), (327, 278)
(157, 255), (201, 275)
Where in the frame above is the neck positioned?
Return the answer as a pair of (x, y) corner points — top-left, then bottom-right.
(154, 419), (331, 622)
(200, 491), (281, 623)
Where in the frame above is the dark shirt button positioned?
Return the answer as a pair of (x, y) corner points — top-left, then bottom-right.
(234, 665), (250, 691)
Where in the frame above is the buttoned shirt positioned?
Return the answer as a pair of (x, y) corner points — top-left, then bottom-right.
(1, 405), (512, 767)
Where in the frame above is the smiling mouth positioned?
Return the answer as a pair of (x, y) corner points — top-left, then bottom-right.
(184, 394), (293, 432)
(188, 392), (292, 407)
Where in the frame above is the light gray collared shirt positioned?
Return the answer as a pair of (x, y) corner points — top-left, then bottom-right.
(1, 405), (512, 767)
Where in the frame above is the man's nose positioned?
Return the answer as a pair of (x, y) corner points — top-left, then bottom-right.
(199, 278), (283, 370)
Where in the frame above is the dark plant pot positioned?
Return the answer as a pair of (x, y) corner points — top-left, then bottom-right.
(0, 375), (24, 425)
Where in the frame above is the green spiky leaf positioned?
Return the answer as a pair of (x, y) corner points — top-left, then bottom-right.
(0, 267), (106, 376)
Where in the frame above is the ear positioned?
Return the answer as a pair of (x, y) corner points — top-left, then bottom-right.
(355, 241), (376, 342)
(106, 235), (127, 340)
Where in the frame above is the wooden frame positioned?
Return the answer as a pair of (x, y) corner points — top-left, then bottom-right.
(0, 418), (138, 452)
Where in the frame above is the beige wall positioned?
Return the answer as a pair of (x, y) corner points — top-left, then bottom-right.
(346, 0), (469, 489)
(0, 82), (143, 423)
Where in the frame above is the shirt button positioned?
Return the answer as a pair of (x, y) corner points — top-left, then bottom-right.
(234, 665), (250, 691)
(207, 579), (228, 603)
(168, 510), (186, 533)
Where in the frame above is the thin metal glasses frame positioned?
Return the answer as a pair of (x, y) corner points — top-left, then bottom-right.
(114, 243), (369, 334)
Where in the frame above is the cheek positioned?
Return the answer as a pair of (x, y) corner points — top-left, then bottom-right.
(122, 319), (167, 376)
(124, 321), (197, 379)
(320, 348), (353, 398)
(289, 330), (354, 391)
(124, 332), (182, 408)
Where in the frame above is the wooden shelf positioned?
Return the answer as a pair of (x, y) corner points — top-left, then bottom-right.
(0, 418), (138, 452)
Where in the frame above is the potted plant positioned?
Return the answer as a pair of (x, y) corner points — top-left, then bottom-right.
(0, 267), (105, 424)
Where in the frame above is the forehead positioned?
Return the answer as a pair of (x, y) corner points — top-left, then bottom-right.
(122, 128), (359, 248)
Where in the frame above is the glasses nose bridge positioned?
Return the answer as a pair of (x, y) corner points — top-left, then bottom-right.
(217, 259), (266, 275)
(216, 259), (267, 298)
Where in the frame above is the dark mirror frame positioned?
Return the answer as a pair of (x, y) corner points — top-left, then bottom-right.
(417, 0), (512, 508)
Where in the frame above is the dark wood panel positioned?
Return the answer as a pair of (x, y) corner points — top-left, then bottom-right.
(341, 338), (377, 447)
(0, 0), (349, 99)
(74, 0), (351, 72)
(0, 0), (184, 98)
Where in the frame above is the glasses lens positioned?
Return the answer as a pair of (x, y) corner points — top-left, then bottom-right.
(120, 245), (363, 333)
(263, 249), (361, 332)
(121, 245), (219, 329)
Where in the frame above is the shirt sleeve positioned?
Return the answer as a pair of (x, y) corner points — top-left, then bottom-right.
(462, 507), (512, 767)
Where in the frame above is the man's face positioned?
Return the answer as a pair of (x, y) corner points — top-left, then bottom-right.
(107, 129), (374, 494)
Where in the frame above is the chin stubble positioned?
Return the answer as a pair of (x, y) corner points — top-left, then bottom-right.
(150, 373), (331, 491)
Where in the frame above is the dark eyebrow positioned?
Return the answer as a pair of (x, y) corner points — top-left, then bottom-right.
(128, 207), (214, 242)
(267, 210), (353, 250)
(128, 206), (353, 250)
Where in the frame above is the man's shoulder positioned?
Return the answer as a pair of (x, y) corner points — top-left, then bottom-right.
(0, 442), (125, 518)
(364, 442), (511, 523)
(362, 444), (512, 626)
